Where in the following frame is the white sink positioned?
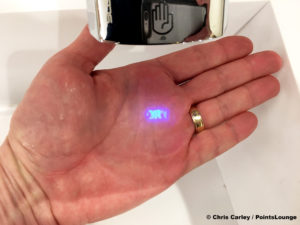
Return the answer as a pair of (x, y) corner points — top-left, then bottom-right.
(0, 1), (299, 225)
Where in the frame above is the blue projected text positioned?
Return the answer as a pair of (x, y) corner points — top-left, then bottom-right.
(145, 108), (169, 121)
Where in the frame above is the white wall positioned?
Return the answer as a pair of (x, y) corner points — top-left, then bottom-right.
(0, 0), (86, 13)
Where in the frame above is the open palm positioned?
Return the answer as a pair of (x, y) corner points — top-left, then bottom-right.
(8, 27), (281, 225)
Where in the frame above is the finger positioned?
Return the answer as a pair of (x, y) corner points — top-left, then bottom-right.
(183, 51), (282, 103)
(57, 25), (115, 73)
(186, 111), (258, 172)
(168, 14), (173, 25)
(153, 7), (158, 20)
(164, 3), (168, 20)
(155, 4), (160, 20)
(154, 36), (253, 82)
(160, 3), (164, 20)
(195, 75), (279, 129)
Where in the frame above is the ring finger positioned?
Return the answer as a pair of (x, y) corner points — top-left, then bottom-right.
(193, 75), (280, 129)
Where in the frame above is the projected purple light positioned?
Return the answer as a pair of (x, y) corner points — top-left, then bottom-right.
(145, 108), (169, 122)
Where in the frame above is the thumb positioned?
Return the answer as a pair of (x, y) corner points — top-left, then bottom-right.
(63, 25), (115, 73)
(168, 13), (173, 24)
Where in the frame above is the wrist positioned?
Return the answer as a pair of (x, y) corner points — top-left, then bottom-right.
(0, 139), (58, 225)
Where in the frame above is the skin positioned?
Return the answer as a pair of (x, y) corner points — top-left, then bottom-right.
(0, 26), (282, 225)
(185, 0), (211, 41)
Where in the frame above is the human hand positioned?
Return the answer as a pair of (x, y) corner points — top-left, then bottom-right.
(0, 26), (282, 225)
(152, 2), (174, 34)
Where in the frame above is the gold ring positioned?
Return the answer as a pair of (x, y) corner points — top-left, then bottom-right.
(189, 107), (205, 133)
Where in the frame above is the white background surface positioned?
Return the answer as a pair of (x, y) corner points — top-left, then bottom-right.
(0, 0), (300, 225)
(0, 0), (86, 13)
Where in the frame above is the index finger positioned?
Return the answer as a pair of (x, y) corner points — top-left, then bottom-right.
(155, 36), (253, 83)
